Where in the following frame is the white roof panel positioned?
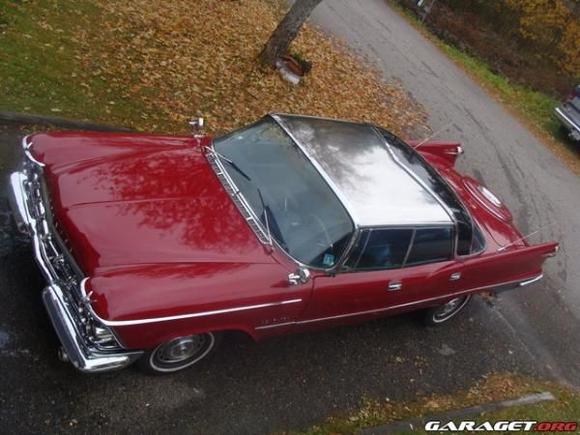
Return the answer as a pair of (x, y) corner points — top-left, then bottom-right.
(273, 115), (452, 227)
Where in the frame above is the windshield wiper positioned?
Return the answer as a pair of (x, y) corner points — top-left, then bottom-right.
(214, 150), (252, 181)
(257, 188), (286, 249)
(257, 188), (272, 244)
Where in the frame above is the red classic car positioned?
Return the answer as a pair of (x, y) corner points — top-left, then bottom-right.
(9, 114), (558, 374)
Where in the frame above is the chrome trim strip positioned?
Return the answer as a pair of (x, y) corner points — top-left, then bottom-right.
(270, 114), (360, 271)
(22, 135), (45, 167)
(213, 116), (358, 273)
(9, 172), (31, 234)
(464, 181), (507, 222)
(95, 300), (303, 327)
(374, 126), (456, 224)
(255, 274), (543, 330)
(271, 112), (362, 126)
(205, 146), (272, 245)
(80, 279), (303, 327)
(10, 171), (54, 281)
(254, 321), (296, 330)
(270, 114), (360, 225)
(519, 274), (543, 287)
(555, 107), (580, 134)
(402, 229), (416, 267)
(206, 142), (335, 272)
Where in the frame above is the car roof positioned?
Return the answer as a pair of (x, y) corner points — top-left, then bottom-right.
(270, 114), (453, 228)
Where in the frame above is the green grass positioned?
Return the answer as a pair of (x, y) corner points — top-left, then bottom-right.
(0, 0), (143, 127)
(479, 390), (580, 428)
(439, 44), (563, 139)
(295, 376), (580, 434)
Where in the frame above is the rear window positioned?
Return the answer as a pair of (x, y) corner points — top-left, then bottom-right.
(378, 127), (476, 255)
(406, 228), (453, 266)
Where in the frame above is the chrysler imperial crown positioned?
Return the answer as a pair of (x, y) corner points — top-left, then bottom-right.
(9, 114), (558, 374)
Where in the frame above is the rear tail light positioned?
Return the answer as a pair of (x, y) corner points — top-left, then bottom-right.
(478, 185), (502, 207)
(544, 245), (560, 258)
(463, 177), (513, 222)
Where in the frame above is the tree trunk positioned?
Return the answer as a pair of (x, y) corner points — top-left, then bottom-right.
(259, 0), (323, 67)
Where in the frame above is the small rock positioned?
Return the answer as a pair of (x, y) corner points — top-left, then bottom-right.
(0, 329), (10, 349)
(437, 343), (456, 356)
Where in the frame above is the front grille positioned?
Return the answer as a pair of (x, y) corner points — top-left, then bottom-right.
(22, 159), (121, 352)
(51, 211), (73, 254)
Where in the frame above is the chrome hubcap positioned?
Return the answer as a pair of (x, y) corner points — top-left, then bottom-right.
(156, 335), (208, 364)
(434, 296), (467, 321)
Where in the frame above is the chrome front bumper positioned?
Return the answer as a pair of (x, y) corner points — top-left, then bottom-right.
(9, 143), (142, 373)
(555, 107), (580, 140)
(41, 284), (141, 373)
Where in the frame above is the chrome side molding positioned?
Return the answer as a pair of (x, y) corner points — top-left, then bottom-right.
(518, 274), (543, 287)
(256, 273), (545, 330)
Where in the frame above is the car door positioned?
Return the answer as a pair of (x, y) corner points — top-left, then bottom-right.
(297, 227), (460, 330)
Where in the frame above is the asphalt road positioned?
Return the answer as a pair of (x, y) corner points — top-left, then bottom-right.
(0, 2), (579, 434)
(312, 0), (580, 385)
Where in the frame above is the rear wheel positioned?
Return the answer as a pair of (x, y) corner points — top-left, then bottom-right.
(423, 295), (472, 326)
(138, 332), (221, 374)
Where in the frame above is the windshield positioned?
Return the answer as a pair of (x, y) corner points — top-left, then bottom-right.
(214, 117), (354, 268)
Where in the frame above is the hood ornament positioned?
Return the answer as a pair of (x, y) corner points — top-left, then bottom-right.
(189, 117), (205, 138)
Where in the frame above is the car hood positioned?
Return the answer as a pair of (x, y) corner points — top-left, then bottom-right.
(30, 132), (274, 275)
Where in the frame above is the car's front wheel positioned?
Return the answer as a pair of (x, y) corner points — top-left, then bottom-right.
(138, 332), (221, 374)
(423, 295), (472, 326)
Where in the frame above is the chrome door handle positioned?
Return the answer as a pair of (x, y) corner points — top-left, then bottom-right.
(387, 281), (402, 291)
(450, 272), (462, 281)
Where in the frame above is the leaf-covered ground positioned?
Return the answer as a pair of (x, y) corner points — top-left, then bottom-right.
(74, 0), (429, 136)
(1, 0), (429, 136)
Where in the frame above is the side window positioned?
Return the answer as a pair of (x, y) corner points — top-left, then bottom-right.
(345, 229), (413, 271)
(406, 228), (453, 266)
(470, 222), (486, 255)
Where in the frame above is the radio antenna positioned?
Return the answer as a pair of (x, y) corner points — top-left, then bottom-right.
(414, 122), (453, 149)
(497, 222), (557, 252)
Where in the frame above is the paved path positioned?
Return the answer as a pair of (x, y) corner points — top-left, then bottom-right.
(312, 0), (580, 387)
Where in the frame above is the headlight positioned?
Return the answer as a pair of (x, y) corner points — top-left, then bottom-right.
(89, 322), (119, 348)
(93, 325), (114, 341)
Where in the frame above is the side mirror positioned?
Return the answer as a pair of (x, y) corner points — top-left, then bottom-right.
(288, 267), (311, 286)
